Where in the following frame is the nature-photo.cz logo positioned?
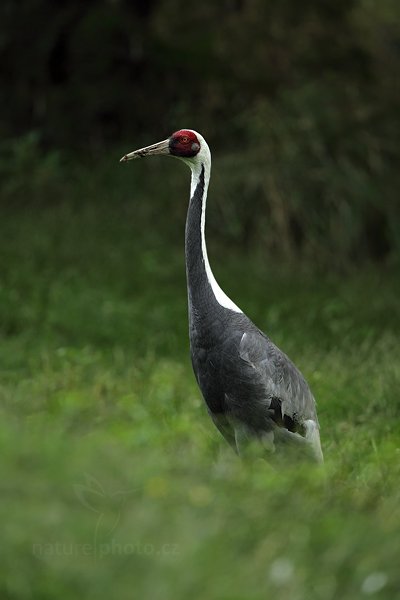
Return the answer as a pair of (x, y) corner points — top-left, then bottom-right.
(32, 474), (179, 560)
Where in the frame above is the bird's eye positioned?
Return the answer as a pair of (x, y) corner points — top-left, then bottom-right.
(180, 136), (189, 144)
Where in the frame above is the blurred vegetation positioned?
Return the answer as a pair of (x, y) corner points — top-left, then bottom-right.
(1, 0), (400, 265)
(0, 186), (400, 599)
(1, 2), (400, 599)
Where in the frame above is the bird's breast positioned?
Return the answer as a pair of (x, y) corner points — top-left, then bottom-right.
(190, 338), (226, 414)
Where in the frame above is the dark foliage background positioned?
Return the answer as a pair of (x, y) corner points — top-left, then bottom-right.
(0, 0), (399, 266)
(1, 4), (400, 599)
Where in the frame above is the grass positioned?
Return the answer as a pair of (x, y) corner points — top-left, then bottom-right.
(0, 159), (400, 600)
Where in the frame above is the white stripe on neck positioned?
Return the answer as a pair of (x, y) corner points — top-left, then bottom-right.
(189, 159), (242, 314)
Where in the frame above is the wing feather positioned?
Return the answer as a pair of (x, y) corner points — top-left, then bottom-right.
(238, 330), (318, 428)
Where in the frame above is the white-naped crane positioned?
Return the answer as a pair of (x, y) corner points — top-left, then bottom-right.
(120, 130), (323, 462)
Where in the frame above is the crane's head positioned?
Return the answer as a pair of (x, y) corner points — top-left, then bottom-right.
(120, 129), (207, 165)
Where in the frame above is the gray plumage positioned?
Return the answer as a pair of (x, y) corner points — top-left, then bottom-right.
(120, 129), (323, 462)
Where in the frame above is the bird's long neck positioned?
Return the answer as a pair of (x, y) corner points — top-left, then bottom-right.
(185, 158), (242, 326)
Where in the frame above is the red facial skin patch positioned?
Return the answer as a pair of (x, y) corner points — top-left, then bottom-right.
(169, 130), (201, 157)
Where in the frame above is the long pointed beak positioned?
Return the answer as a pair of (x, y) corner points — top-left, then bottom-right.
(120, 139), (170, 162)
